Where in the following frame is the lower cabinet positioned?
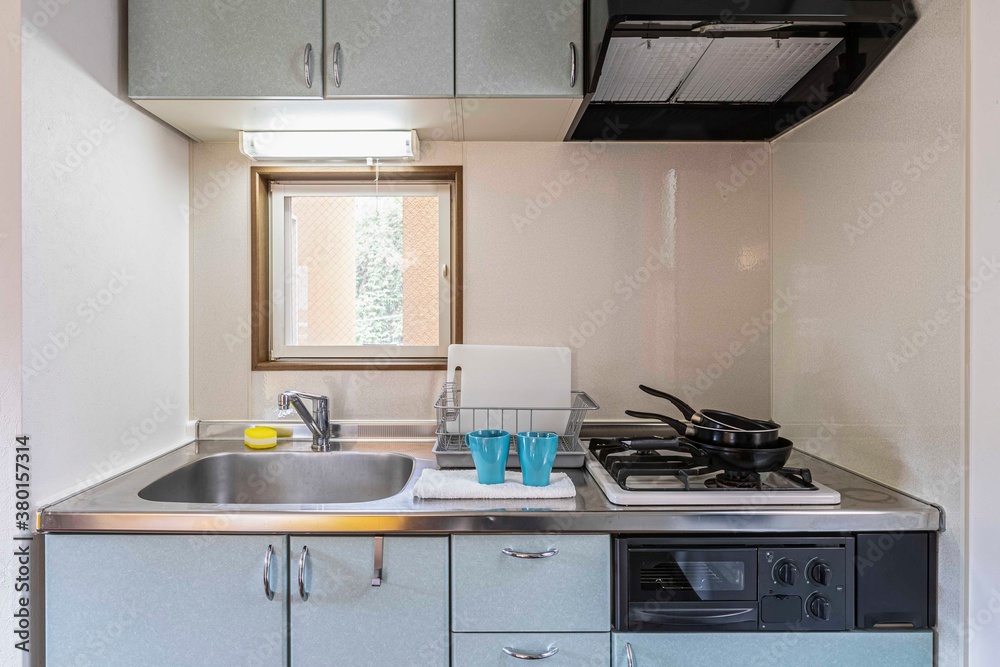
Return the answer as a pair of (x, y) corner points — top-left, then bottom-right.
(453, 632), (610, 667)
(612, 631), (935, 666)
(290, 536), (450, 666)
(46, 534), (288, 667)
(46, 534), (449, 667)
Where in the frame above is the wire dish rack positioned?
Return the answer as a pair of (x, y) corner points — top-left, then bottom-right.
(432, 388), (599, 469)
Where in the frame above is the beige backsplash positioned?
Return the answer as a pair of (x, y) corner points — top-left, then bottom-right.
(190, 140), (773, 423)
(771, 0), (967, 663)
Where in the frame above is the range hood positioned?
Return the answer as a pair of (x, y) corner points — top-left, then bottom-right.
(569, 0), (917, 141)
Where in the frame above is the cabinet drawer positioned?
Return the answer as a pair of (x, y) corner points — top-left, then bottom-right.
(452, 534), (610, 632)
(454, 632), (610, 667)
(612, 631), (934, 666)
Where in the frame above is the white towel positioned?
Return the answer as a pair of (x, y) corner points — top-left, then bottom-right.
(413, 469), (577, 500)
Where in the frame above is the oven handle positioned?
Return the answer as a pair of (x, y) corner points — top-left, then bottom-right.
(631, 606), (757, 625)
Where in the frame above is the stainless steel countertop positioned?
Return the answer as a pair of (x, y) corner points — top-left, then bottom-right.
(39, 426), (942, 534)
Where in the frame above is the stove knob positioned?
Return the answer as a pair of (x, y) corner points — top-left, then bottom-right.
(810, 562), (833, 586)
(774, 560), (799, 586)
(808, 594), (832, 620)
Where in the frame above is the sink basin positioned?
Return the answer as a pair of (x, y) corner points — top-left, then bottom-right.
(138, 451), (415, 504)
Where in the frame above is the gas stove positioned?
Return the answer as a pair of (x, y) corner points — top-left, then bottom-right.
(586, 437), (842, 506)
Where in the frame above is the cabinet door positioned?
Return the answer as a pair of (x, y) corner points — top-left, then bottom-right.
(291, 536), (450, 666)
(325, 0), (454, 97)
(46, 534), (287, 667)
(456, 0), (584, 97)
(128, 0), (323, 98)
(612, 632), (934, 667)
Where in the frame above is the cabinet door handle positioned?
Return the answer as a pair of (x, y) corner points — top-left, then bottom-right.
(503, 646), (559, 660)
(298, 545), (309, 601)
(332, 42), (342, 87)
(626, 642), (634, 667)
(569, 42), (577, 88)
(371, 536), (383, 587)
(502, 547), (559, 559)
(263, 544), (275, 601)
(303, 43), (313, 88)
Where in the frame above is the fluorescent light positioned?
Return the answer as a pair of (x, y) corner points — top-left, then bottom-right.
(238, 130), (419, 161)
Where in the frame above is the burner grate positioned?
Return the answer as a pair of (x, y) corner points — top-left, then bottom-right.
(588, 437), (819, 492)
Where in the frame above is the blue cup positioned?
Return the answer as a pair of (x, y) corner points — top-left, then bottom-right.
(516, 431), (559, 487)
(466, 429), (511, 485)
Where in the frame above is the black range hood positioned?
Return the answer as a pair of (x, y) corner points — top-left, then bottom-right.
(569, 0), (917, 141)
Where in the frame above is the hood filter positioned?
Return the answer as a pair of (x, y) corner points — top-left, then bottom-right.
(674, 37), (842, 103)
(593, 36), (842, 105)
(592, 37), (709, 103)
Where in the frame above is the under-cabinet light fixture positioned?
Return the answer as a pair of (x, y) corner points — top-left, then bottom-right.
(238, 130), (419, 161)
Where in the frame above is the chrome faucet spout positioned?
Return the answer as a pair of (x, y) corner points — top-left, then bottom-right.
(279, 391), (332, 451)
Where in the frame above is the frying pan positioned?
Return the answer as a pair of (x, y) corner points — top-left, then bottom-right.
(624, 410), (781, 448)
(639, 384), (780, 431)
(620, 436), (793, 473)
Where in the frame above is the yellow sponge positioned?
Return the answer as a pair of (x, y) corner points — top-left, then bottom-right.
(244, 427), (278, 449)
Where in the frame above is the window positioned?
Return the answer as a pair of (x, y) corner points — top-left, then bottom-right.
(251, 167), (462, 370)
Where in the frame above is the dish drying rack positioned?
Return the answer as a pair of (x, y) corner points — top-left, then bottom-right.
(432, 385), (599, 469)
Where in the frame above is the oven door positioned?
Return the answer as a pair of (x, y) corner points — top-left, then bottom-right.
(625, 548), (759, 631)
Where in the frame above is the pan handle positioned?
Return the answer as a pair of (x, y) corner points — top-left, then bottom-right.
(639, 385), (698, 420)
(624, 410), (689, 435)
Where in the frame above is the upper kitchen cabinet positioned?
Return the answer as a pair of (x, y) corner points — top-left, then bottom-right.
(455, 0), (584, 98)
(128, 0), (323, 99)
(324, 0), (454, 98)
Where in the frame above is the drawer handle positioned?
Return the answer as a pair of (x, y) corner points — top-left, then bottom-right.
(626, 642), (634, 667)
(502, 547), (559, 559)
(263, 544), (275, 601)
(298, 545), (309, 601)
(503, 646), (559, 660)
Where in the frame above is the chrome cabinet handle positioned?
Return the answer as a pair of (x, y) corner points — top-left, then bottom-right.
(371, 536), (383, 587)
(303, 43), (313, 88)
(298, 545), (309, 601)
(569, 42), (577, 88)
(503, 646), (559, 660)
(626, 642), (634, 667)
(332, 42), (342, 87)
(502, 547), (559, 559)
(263, 544), (275, 601)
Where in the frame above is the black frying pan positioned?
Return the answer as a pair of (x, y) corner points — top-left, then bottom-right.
(624, 410), (781, 448)
(639, 384), (780, 431)
(620, 436), (793, 472)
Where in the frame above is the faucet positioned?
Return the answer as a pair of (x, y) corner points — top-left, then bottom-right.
(278, 391), (332, 451)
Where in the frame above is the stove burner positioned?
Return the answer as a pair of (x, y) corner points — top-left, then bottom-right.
(710, 471), (762, 489)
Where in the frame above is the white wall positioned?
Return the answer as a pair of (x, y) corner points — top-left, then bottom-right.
(771, 0), (967, 663)
(21, 0), (191, 507)
(190, 140), (775, 423)
(1, 1), (25, 663)
(968, 1), (1000, 664)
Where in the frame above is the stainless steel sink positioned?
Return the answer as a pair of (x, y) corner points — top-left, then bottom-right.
(138, 451), (415, 504)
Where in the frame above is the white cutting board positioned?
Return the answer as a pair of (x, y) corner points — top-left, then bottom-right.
(446, 344), (572, 434)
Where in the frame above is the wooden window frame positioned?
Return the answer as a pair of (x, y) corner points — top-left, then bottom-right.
(250, 165), (463, 371)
